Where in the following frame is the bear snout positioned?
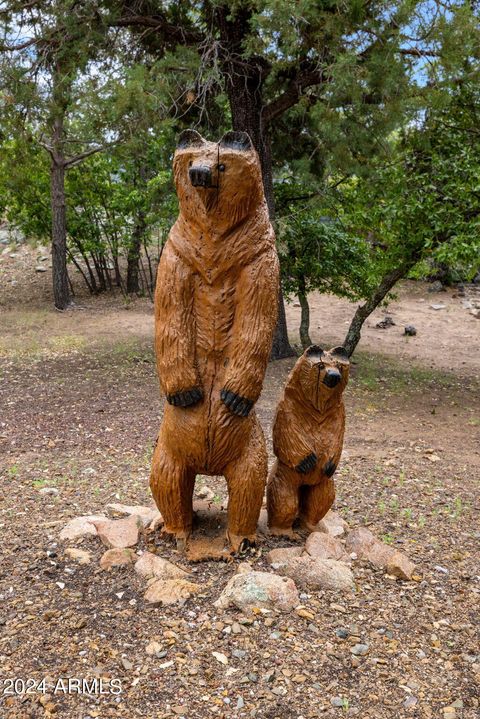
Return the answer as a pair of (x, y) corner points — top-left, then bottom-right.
(323, 369), (341, 388)
(189, 165), (213, 188)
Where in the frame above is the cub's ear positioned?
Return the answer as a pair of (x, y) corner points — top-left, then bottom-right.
(305, 344), (325, 358)
(331, 346), (349, 362)
(177, 129), (206, 149)
(219, 130), (253, 151)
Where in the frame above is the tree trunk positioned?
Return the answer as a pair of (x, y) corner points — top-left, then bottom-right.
(127, 164), (148, 294)
(217, 5), (294, 359)
(50, 146), (70, 310)
(298, 285), (312, 349)
(343, 263), (412, 356)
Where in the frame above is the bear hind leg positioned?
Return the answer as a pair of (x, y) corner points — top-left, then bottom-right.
(223, 421), (267, 552)
(150, 440), (196, 547)
(298, 477), (335, 531)
(266, 461), (300, 537)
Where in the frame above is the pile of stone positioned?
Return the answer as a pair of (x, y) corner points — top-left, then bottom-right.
(59, 505), (417, 613)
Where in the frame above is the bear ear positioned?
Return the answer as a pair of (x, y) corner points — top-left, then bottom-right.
(305, 345), (325, 358)
(219, 131), (253, 151)
(331, 346), (350, 362)
(177, 129), (206, 149)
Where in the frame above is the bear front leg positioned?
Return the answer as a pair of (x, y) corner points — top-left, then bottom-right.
(154, 242), (202, 403)
(298, 478), (335, 531)
(221, 248), (279, 415)
(223, 419), (267, 552)
(266, 461), (301, 537)
(150, 438), (196, 549)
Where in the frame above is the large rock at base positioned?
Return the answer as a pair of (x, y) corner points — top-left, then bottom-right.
(134, 552), (188, 581)
(59, 515), (106, 541)
(345, 527), (415, 580)
(278, 556), (354, 592)
(144, 579), (201, 605)
(305, 532), (350, 562)
(100, 548), (137, 570)
(316, 511), (349, 537)
(266, 546), (303, 568)
(214, 571), (299, 613)
(106, 503), (161, 528)
(93, 515), (142, 549)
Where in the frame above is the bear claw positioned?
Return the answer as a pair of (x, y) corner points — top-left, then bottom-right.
(220, 389), (253, 417)
(166, 387), (203, 407)
(296, 452), (318, 474)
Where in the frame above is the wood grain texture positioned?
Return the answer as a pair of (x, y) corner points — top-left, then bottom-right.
(267, 346), (350, 535)
(150, 130), (279, 551)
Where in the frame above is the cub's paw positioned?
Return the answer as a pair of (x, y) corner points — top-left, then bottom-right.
(296, 452), (318, 474)
(220, 389), (253, 417)
(166, 386), (203, 407)
(323, 459), (337, 477)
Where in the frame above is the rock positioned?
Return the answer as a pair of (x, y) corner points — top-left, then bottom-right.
(266, 546), (303, 567)
(331, 697), (345, 708)
(305, 532), (350, 562)
(196, 485), (215, 501)
(236, 562), (254, 575)
(430, 303), (446, 310)
(345, 527), (415, 579)
(376, 316), (395, 329)
(35, 265), (47, 272)
(38, 487), (59, 496)
(144, 579), (201, 605)
(59, 515), (106, 541)
(404, 325), (417, 336)
(427, 280), (445, 293)
(121, 657), (133, 670)
(134, 552), (188, 581)
(351, 643), (369, 656)
(470, 308), (480, 319)
(145, 641), (163, 656)
(65, 548), (91, 565)
(106, 503), (161, 528)
(214, 571), (299, 613)
(386, 551), (416, 581)
(278, 556), (354, 591)
(93, 515), (142, 549)
(100, 548), (137, 570)
(212, 651), (228, 665)
(316, 510), (349, 537)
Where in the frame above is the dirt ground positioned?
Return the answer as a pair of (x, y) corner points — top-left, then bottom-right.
(0, 245), (479, 719)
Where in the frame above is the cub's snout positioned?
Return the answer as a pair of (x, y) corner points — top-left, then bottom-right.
(189, 165), (213, 188)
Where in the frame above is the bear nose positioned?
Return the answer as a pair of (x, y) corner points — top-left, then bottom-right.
(323, 369), (341, 388)
(189, 165), (213, 188)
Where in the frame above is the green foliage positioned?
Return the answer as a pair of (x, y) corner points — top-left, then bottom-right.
(275, 179), (373, 302)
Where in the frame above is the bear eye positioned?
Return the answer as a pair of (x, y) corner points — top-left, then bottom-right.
(218, 163), (225, 172)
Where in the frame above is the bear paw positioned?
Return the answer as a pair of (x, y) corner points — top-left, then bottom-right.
(323, 459), (337, 477)
(296, 452), (318, 474)
(220, 389), (253, 417)
(166, 387), (203, 407)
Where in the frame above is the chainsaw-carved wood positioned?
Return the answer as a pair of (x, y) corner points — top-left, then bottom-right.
(267, 345), (350, 535)
(150, 129), (279, 552)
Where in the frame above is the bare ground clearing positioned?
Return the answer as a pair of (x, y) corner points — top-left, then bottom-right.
(0, 246), (479, 719)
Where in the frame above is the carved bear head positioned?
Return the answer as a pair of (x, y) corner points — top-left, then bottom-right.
(173, 129), (264, 227)
(298, 345), (350, 410)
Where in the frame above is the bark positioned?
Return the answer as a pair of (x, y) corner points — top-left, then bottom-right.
(216, 5), (294, 360)
(50, 114), (70, 310)
(343, 263), (412, 357)
(298, 286), (312, 349)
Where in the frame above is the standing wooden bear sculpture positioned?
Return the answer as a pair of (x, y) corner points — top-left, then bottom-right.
(150, 129), (279, 552)
(267, 345), (349, 536)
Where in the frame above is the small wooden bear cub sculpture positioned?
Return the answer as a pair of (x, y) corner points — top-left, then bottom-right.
(267, 345), (349, 536)
(150, 129), (279, 553)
